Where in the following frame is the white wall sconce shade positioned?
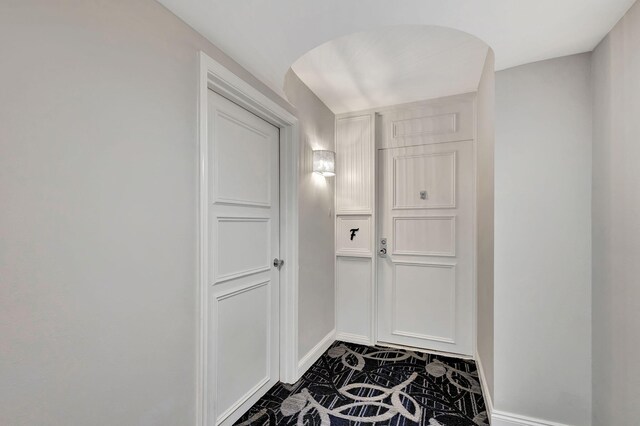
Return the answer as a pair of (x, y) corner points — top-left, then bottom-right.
(313, 150), (336, 177)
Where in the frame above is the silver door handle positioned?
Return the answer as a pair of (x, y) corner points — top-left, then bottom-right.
(273, 258), (284, 269)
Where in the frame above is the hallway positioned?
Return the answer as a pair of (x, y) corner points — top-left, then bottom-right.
(236, 342), (486, 426)
(2, 2), (640, 426)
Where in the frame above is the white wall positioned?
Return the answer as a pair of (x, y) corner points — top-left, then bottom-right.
(476, 49), (495, 402)
(283, 70), (336, 363)
(494, 54), (592, 425)
(591, 1), (640, 424)
(0, 1), (295, 425)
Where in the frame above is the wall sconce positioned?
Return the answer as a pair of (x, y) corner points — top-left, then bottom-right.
(313, 150), (336, 177)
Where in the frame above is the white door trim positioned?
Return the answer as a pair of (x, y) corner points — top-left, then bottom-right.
(197, 51), (299, 426)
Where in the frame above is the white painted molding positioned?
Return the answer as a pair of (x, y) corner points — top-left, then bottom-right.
(336, 332), (373, 346)
(377, 340), (473, 360)
(336, 253), (373, 259)
(390, 261), (457, 346)
(197, 51), (300, 426)
(333, 112), (377, 351)
(474, 352), (573, 426)
(336, 215), (373, 257)
(491, 411), (573, 426)
(296, 330), (336, 380)
(335, 114), (374, 214)
(474, 351), (493, 420)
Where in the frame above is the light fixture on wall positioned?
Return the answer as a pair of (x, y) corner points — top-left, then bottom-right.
(312, 150), (336, 177)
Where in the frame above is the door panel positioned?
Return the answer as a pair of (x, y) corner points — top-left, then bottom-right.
(212, 111), (273, 206)
(336, 257), (373, 341)
(215, 217), (270, 282)
(207, 90), (279, 426)
(214, 282), (270, 420)
(336, 216), (372, 257)
(336, 115), (373, 214)
(393, 151), (456, 209)
(392, 262), (456, 343)
(393, 216), (456, 257)
(378, 140), (474, 356)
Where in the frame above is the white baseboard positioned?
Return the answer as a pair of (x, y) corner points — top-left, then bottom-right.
(474, 352), (571, 426)
(335, 331), (372, 346)
(380, 340), (472, 360)
(296, 329), (336, 380)
(475, 351), (493, 420)
(491, 411), (573, 426)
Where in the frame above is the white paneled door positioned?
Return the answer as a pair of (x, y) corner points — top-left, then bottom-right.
(377, 140), (474, 356)
(207, 91), (280, 425)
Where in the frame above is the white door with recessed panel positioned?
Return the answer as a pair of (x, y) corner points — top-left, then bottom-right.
(377, 140), (474, 356)
(207, 90), (280, 426)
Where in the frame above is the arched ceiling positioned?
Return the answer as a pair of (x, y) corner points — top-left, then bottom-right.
(291, 26), (490, 113)
(157, 0), (635, 99)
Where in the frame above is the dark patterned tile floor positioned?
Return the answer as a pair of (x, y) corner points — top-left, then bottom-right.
(234, 341), (488, 425)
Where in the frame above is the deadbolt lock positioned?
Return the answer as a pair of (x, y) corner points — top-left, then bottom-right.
(379, 238), (387, 257)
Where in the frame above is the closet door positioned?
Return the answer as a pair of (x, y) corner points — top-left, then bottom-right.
(207, 90), (280, 425)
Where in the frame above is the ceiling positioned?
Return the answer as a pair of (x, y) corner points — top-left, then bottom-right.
(291, 26), (489, 113)
(157, 0), (635, 103)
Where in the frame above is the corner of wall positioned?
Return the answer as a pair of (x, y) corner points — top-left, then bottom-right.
(296, 329), (336, 380)
(475, 47), (495, 404)
(283, 68), (338, 373)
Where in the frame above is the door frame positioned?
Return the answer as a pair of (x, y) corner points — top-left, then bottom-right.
(197, 51), (300, 426)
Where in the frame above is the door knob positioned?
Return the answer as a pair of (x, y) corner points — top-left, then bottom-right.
(273, 258), (284, 269)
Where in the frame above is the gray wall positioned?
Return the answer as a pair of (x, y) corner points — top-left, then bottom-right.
(592, 1), (640, 424)
(283, 70), (336, 361)
(476, 49), (495, 401)
(495, 54), (592, 425)
(0, 1), (313, 425)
